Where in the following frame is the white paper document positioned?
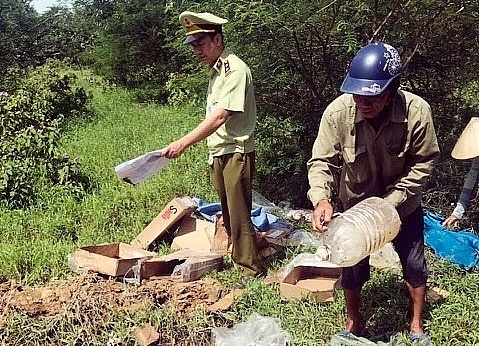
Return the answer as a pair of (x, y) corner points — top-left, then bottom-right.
(115, 149), (171, 185)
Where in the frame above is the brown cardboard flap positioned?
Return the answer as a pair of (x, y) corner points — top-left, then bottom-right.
(207, 289), (243, 312)
(176, 216), (213, 236)
(141, 249), (223, 282)
(73, 243), (156, 277)
(280, 281), (336, 303)
(212, 214), (229, 255)
(131, 197), (197, 249)
(171, 217), (215, 252)
(279, 265), (342, 303)
(133, 323), (160, 346)
(282, 266), (342, 284)
(141, 258), (182, 278)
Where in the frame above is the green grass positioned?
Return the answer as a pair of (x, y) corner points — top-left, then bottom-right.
(1, 69), (479, 345)
(0, 69), (217, 284)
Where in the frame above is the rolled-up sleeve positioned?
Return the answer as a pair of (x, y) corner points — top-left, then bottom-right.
(307, 108), (342, 207)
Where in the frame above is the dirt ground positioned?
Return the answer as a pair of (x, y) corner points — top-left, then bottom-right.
(0, 273), (234, 331)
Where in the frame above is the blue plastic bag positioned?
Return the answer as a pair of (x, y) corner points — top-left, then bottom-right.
(193, 197), (293, 232)
(424, 210), (479, 270)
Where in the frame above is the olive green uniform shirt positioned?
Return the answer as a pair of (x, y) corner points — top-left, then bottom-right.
(307, 90), (440, 218)
(206, 48), (256, 159)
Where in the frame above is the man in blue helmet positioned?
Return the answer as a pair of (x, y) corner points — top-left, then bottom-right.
(307, 42), (439, 343)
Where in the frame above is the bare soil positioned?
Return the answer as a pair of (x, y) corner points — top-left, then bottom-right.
(0, 273), (230, 330)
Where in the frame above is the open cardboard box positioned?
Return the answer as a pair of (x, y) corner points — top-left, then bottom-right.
(141, 249), (223, 282)
(73, 243), (156, 277)
(73, 196), (198, 278)
(131, 196), (197, 249)
(171, 215), (230, 255)
(72, 197), (223, 282)
(171, 216), (216, 253)
(280, 264), (342, 303)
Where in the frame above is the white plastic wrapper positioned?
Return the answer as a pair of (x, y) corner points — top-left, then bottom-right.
(212, 313), (292, 346)
(114, 149), (171, 185)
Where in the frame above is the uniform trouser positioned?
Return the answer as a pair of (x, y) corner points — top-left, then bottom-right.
(210, 152), (263, 274)
(341, 205), (428, 289)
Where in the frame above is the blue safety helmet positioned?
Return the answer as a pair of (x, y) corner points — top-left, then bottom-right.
(340, 42), (402, 96)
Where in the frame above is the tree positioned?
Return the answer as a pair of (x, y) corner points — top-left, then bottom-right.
(33, 6), (95, 65)
(44, 0), (479, 210)
(0, 0), (38, 73)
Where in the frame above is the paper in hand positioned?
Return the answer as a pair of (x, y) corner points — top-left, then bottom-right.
(115, 149), (171, 185)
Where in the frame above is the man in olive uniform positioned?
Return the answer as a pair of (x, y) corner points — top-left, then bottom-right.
(307, 42), (439, 344)
(161, 11), (263, 277)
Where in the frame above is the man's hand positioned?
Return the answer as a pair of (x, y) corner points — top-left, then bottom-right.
(442, 215), (458, 228)
(312, 199), (333, 232)
(161, 139), (187, 159)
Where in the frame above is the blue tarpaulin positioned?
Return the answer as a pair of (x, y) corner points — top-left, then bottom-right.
(424, 210), (479, 270)
(193, 197), (293, 232)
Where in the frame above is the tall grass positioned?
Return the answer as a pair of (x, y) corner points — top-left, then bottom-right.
(0, 70), (217, 284)
(1, 70), (479, 345)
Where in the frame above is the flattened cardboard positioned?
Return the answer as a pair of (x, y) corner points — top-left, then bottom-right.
(171, 216), (215, 252)
(280, 266), (342, 303)
(212, 214), (229, 255)
(73, 243), (156, 277)
(141, 249), (223, 282)
(133, 323), (160, 346)
(131, 196), (197, 249)
(171, 216), (231, 255)
(207, 288), (243, 312)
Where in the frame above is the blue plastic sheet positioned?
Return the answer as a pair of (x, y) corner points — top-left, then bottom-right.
(193, 197), (293, 232)
(424, 210), (479, 270)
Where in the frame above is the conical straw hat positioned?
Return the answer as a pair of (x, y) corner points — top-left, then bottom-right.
(451, 117), (479, 160)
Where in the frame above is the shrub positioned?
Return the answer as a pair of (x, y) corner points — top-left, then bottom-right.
(0, 63), (91, 209)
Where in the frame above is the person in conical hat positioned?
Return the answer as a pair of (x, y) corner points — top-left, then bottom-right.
(161, 11), (263, 277)
(443, 117), (479, 228)
(451, 117), (479, 160)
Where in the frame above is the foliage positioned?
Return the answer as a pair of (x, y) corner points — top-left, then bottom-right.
(75, 0), (188, 103)
(2, 1), (479, 208)
(0, 71), (479, 345)
(42, 0), (476, 207)
(0, 1), (479, 344)
(134, 0), (477, 207)
(0, 63), (91, 209)
(0, 0), (38, 72)
(0, 70), (214, 284)
(34, 6), (95, 66)
(0, 0), (93, 77)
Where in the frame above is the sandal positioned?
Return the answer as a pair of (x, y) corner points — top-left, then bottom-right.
(410, 332), (433, 345)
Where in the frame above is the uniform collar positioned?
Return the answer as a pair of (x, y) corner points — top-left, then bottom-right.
(211, 48), (230, 74)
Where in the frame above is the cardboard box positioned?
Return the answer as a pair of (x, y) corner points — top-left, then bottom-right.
(131, 196), (197, 249)
(171, 216), (231, 255)
(280, 265), (342, 303)
(141, 249), (223, 282)
(171, 216), (216, 253)
(73, 243), (156, 277)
